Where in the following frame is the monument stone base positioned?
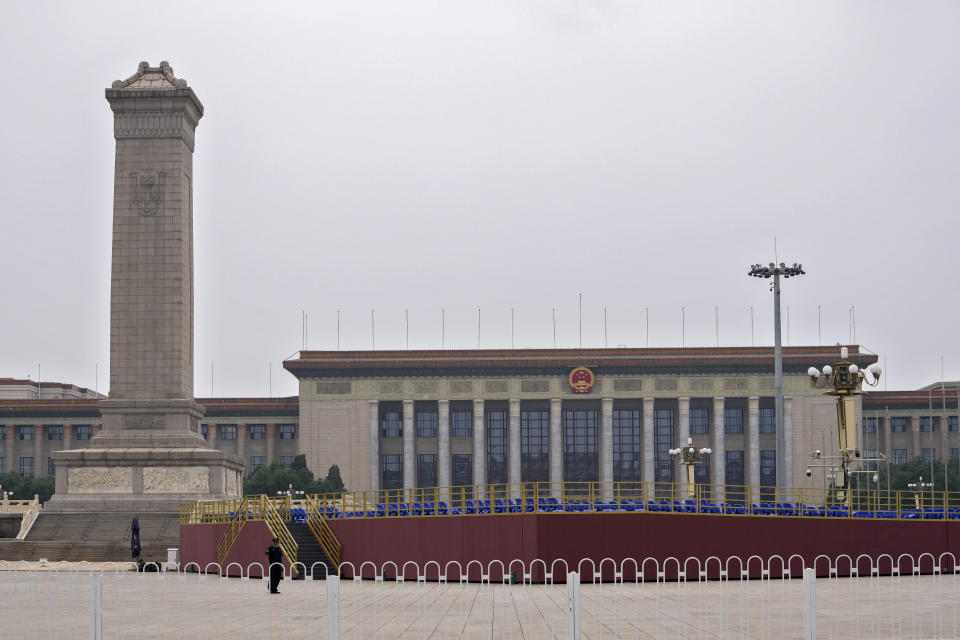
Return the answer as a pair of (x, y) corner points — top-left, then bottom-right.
(47, 400), (245, 512)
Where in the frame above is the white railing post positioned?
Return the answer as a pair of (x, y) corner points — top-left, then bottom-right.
(326, 573), (340, 639)
(90, 574), (103, 640)
(567, 570), (581, 640)
(803, 567), (816, 640)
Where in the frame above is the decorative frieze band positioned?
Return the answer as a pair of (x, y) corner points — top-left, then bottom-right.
(113, 112), (197, 149)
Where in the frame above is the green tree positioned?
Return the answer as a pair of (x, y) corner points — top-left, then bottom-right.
(242, 456), (346, 496)
(321, 465), (345, 494)
(879, 456), (960, 493)
(0, 472), (55, 503)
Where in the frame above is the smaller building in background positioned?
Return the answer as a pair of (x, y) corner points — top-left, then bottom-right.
(0, 384), (298, 480)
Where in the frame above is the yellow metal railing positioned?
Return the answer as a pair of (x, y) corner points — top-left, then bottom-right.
(260, 495), (299, 577)
(216, 495), (252, 565)
(183, 480), (960, 527)
(214, 495), (299, 576)
(305, 495), (342, 569)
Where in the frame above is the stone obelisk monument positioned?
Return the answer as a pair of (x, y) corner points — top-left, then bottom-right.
(49, 62), (243, 511)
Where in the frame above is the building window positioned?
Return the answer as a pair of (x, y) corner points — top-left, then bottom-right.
(724, 409), (743, 435)
(563, 410), (598, 483)
(200, 424), (208, 439)
(417, 454), (438, 488)
(613, 409), (641, 482)
(451, 411), (473, 438)
(487, 410), (509, 485)
(75, 425), (92, 441)
(759, 408), (776, 434)
(891, 418), (907, 433)
(452, 454), (473, 485)
(48, 457), (55, 475)
(690, 408), (709, 435)
(950, 416), (959, 432)
(725, 450), (744, 496)
(220, 424), (237, 440)
(760, 449), (776, 487)
(862, 417), (878, 433)
(951, 448), (959, 460)
(249, 456), (265, 473)
(922, 448), (935, 461)
(0, 428), (4, 441)
(280, 456), (294, 469)
(695, 455), (711, 499)
(278, 424), (296, 439)
(18, 426), (34, 441)
(382, 454), (402, 492)
(416, 411), (438, 438)
(892, 448), (907, 465)
(520, 410), (548, 484)
(381, 412), (402, 438)
(452, 453), (473, 500)
(920, 417), (934, 433)
(249, 424), (266, 440)
(0, 457), (4, 473)
(654, 409), (674, 484)
(46, 425), (63, 441)
(20, 457), (34, 477)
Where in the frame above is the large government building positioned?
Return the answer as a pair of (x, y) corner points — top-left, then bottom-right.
(2, 346), (958, 495)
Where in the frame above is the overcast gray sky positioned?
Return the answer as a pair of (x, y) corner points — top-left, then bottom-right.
(1, 1), (957, 398)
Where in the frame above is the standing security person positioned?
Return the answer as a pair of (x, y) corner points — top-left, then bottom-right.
(265, 537), (284, 594)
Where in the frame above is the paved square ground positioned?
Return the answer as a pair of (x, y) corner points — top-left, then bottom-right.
(1, 562), (958, 638)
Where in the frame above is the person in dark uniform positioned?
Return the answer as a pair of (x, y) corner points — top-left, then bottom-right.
(265, 537), (284, 593)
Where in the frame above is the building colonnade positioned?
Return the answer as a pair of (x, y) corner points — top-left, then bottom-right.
(367, 396), (794, 496)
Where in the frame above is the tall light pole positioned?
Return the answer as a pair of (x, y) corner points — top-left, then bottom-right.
(748, 262), (805, 487)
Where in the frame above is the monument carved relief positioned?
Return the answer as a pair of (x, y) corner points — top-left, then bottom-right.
(143, 466), (210, 494)
(68, 467), (133, 494)
(129, 170), (166, 216)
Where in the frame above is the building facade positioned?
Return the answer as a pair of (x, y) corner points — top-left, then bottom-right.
(283, 346), (879, 494)
(862, 385), (960, 467)
(0, 383), (297, 480)
(6, 348), (959, 495)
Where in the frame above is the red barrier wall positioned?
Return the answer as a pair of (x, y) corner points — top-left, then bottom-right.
(181, 520), (292, 577)
(182, 513), (959, 581)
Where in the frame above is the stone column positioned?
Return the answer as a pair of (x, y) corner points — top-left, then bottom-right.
(509, 399), (521, 486)
(748, 397), (760, 498)
(472, 399), (486, 487)
(237, 424), (246, 470)
(369, 401), (379, 493)
(62, 424), (72, 452)
(438, 400), (450, 491)
(940, 416), (949, 462)
(601, 398), (614, 497)
(643, 398), (655, 484)
(712, 398), (726, 487)
(5, 426), (13, 475)
(266, 424), (276, 466)
(550, 399), (563, 489)
(208, 420), (217, 450)
(35, 424), (44, 476)
(911, 416), (921, 458)
(677, 397), (690, 480)
(880, 416), (891, 465)
(403, 400), (415, 490)
(783, 398), (794, 486)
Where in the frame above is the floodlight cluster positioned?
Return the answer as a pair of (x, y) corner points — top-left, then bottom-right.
(747, 262), (805, 278)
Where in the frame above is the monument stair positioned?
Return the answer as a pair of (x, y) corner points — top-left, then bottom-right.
(0, 512), (180, 564)
(287, 522), (336, 580)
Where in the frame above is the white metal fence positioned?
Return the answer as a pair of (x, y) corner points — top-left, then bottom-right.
(2, 554), (960, 638)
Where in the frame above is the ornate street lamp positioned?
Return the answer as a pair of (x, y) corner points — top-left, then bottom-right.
(669, 437), (712, 499)
(907, 476), (934, 510)
(748, 262), (805, 487)
(808, 347), (882, 506)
